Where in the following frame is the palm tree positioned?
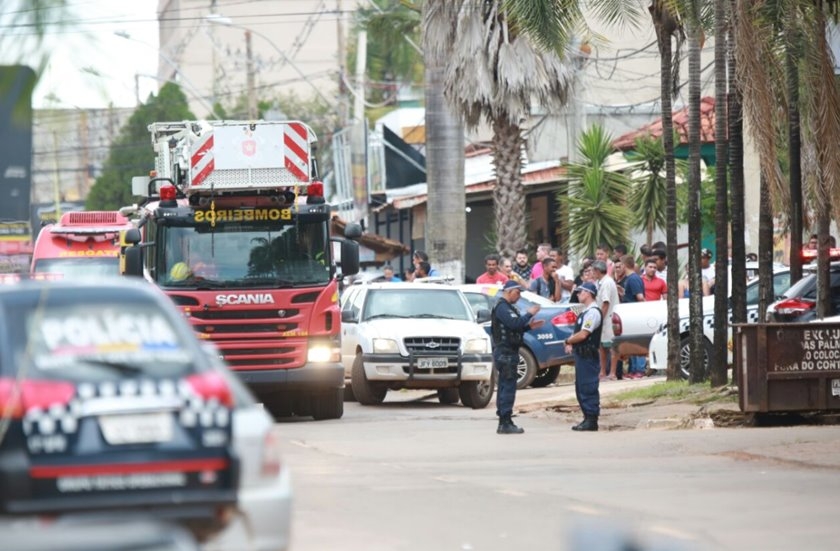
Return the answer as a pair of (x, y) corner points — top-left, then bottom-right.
(626, 134), (669, 247)
(560, 125), (632, 256)
(649, 0), (685, 382)
(430, 0), (642, 259)
(684, 1), (711, 384)
(710, 0), (730, 387)
(423, 1), (467, 282)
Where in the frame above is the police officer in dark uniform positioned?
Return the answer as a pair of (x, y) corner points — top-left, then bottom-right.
(491, 280), (544, 434)
(563, 281), (603, 431)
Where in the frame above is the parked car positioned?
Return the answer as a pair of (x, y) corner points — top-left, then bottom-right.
(458, 284), (580, 389)
(648, 267), (791, 378)
(613, 262), (786, 363)
(0, 278), (238, 539)
(766, 262), (840, 322)
(339, 283), (494, 408)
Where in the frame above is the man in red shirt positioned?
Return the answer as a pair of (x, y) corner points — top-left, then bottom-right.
(476, 253), (509, 284)
(642, 258), (667, 300)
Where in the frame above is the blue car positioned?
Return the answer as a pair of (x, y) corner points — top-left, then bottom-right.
(459, 284), (580, 389)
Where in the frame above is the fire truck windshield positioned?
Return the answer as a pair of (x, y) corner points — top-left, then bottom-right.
(159, 220), (330, 289)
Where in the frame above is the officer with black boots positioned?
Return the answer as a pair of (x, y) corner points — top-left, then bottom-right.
(491, 280), (544, 434)
(564, 281), (603, 431)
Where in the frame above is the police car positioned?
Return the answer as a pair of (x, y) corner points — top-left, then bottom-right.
(0, 278), (239, 539)
(458, 284), (580, 389)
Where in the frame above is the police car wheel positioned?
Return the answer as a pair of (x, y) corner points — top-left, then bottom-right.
(516, 348), (538, 389)
(530, 366), (560, 388)
(678, 335), (712, 380)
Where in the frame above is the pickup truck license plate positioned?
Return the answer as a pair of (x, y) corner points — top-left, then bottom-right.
(417, 357), (448, 369)
(100, 412), (174, 445)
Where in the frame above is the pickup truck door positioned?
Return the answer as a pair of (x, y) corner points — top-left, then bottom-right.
(340, 287), (364, 374)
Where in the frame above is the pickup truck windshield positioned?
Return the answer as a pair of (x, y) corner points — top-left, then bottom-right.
(363, 289), (472, 322)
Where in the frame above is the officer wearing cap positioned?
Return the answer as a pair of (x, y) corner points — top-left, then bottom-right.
(491, 280), (544, 434)
(564, 281), (603, 431)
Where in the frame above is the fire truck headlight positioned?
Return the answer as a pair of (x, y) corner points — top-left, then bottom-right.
(307, 345), (339, 363)
(372, 338), (399, 354)
(464, 338), (490, 354)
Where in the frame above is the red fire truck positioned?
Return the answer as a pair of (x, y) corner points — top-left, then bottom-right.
(120, 120), (361, 420)
(31, 211), (134, 279)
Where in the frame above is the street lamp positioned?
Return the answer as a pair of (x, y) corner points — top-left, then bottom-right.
(114, 31), (215, 114)
(205, 14), (338, 111)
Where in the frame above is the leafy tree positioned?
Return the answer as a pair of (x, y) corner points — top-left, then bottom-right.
(559, 124), (631, 257)
(86, 83), (194, 210)
(626, 134), (671, 246)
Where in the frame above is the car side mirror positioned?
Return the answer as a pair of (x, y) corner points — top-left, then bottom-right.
(476, 308), (491, 324)
(341, 310), (358, 323)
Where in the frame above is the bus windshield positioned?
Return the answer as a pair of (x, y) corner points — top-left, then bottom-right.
(158, 220), (330, 289)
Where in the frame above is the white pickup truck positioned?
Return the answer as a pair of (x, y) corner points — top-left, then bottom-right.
(339, 283), (495, 408)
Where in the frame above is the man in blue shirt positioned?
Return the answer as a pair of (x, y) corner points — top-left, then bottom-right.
(382, 265), (402, 282)
(413, 250), (440, 276)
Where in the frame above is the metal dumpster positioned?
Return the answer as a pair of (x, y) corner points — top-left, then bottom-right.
(736, 322), (840, 413)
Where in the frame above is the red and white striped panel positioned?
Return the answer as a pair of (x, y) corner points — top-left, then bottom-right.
(284, 122), (309, 182)
(189, 123), (310, 187)
(191, 133), (215, 188)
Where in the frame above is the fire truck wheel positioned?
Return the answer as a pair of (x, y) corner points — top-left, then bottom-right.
(351, 354), (387, 405)
(262, 396), (293, 420)
(312, 389), (344, 420)
(458, 371), (495, 409)
(436, 388), (460, 405)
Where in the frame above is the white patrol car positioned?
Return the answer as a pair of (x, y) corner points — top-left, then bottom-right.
(339, 282), (494, 408)
(648, 266), (791, 378)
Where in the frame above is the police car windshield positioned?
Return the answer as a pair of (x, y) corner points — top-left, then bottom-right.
(3, 299), (195, 381)
(159, 221), (330, 289)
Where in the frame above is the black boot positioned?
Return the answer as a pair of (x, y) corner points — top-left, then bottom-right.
(497, 416), (524, 434)
(572, 415), (599, 432)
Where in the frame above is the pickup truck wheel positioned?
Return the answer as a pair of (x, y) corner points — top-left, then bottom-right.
(351, 354), (387, 405)
(312, 389), (344, 420)
(530, 366), (560, 388)
(437, 388), (460, 405)
(343, 385), (357, 402)
(516, 348), (538, 389)
(678, 336), (712, 380)
(459, 371), (495, 409)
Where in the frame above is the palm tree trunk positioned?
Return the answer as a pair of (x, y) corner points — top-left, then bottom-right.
(728, 0), (749, 329)
(687, 22), (705, 384)
(786, 12), (803, 284)
(491, 116), (527, 258)
(425, 55), (466, 282)
(711, 0), (729, 388)
(651, 1), (681, 382)
(422, 0), (466, 282)
(758, 171), (774, 320)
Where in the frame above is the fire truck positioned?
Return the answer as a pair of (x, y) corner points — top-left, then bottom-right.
(120, 120), (361, 420)
(30, 211), (134, 279)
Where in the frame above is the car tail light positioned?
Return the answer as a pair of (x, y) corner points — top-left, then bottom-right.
(0, 378), (75, 419)
(774, 298), (815, 318)
(551, 310), (577, 327)
(611, 313), (623, 337)
(261, 429), (282, 478)
(186, 372), (234, 407)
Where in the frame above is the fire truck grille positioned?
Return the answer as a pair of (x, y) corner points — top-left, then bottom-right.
(189, 309), (300, 320)
(403, 337), (461, 355)
(227, 357), (297, 368)
(195, 324), (296, 335)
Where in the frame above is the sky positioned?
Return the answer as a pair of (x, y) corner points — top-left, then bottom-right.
(0, 0), (159, 109)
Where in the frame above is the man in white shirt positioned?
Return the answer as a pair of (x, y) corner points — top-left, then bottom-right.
(551, 249), (575, 302)
(591, 260), (619, 380)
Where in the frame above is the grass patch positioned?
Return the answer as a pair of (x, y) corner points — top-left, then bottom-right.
(612, 380), (738, 405)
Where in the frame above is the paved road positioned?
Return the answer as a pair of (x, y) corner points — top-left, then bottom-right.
(277, 386), (840, 551)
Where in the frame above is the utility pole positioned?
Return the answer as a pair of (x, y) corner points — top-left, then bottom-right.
(51, 131), (62, 218)
(336, 0), (348, 129)
(245, 30), (257, 119)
